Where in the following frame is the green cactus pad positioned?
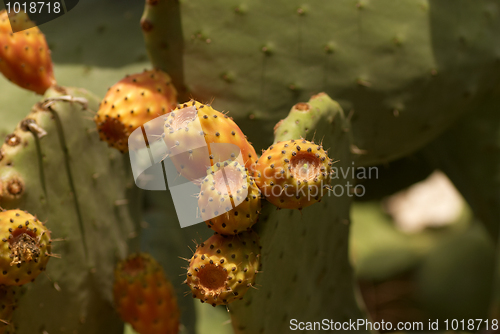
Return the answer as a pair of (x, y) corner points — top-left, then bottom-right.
(141, 0), (187, 101)
(0, 87), (138, 333)
(272, 94), (339, 144)
(142, 0), (500, 166)
(228, 93), (366, 333)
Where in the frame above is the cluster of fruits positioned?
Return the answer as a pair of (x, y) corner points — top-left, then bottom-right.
(96, 68), (334, 332)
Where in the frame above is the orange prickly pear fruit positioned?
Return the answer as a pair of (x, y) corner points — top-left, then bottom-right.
(0, 10), (56, 94)
(113, 253), (180, 334)
(95, 69), (178, 153)
(255, 139), (333, 210)
(185, 231), (261, 306)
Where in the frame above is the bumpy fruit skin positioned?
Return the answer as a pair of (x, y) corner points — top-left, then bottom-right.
(0, 209), (51, 286)
(163, 100), (258, 181)
(255, 139), (333, 210)
(113, 253), (180, 334)
(198, 160), (261, 235)
(0, 286), (17, 334)
(186, 231), (261, 306)
(0, 10), (56, 94)
(95, 69), (177, 153)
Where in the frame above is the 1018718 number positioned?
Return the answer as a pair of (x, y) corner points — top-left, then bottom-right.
(444, 319), (499, 331)
(5, 2), (61, 14)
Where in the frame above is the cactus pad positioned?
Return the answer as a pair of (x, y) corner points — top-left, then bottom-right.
(0, 86), (138, 333)
(0, 286), (18, 333)
(144, 0), (500, 166)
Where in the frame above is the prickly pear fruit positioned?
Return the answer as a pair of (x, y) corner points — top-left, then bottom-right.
(95, 69), (178, 153)
(185, 230), (261, 306)
(113, 253), (180, 334)
(0, 10), (56, 94)
(0, 209), (51, 286)
(255, 139), (333, 210)
(198, 160), (261, 235)
(163, 100), (257, 181)
(0, 286), (17, 333)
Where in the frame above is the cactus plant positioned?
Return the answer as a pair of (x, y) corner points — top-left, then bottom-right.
(0, 0), (499, 332)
